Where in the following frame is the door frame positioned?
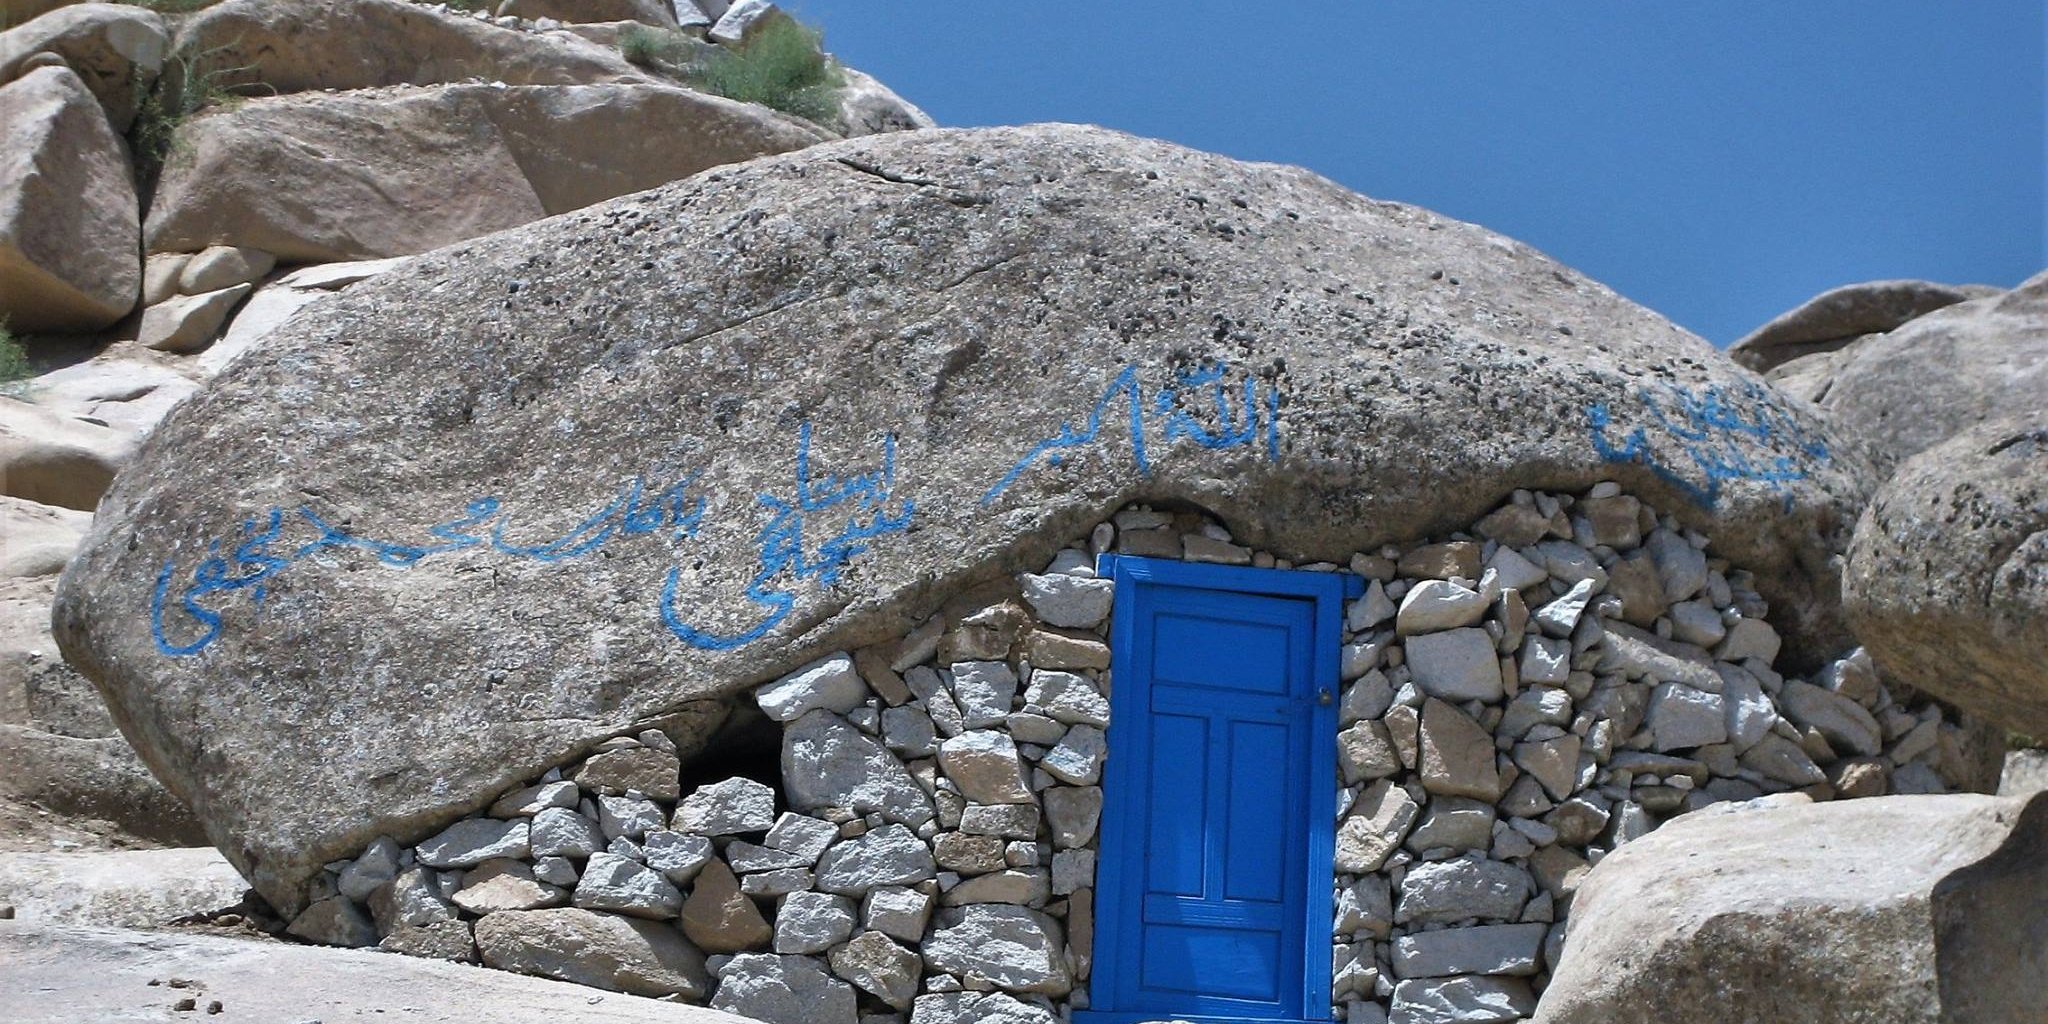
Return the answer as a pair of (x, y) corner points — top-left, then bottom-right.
(1077, 555), (1359, 1024)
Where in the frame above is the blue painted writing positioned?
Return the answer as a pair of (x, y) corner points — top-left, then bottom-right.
(661, 423), (915, 651)
(1586, 381), (1831, 507)
(981, 363), (1282, 505)
(149, 475), (704, 657)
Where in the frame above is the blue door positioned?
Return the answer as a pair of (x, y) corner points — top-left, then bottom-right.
(1080, 556), (1349, 1024)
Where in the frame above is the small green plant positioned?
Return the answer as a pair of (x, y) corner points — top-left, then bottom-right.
(0, 321), (33, 396)
(679, 16), (845, 129)
(619, 25), (698, 72)
(128, 42), (261, 185)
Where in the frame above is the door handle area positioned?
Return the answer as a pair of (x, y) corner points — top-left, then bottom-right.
(1317, 688), (1333, 706)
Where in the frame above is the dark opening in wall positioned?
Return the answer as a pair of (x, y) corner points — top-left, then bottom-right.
(680, 703), (784, 799)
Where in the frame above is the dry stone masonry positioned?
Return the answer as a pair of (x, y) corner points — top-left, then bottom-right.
(289, 486), (1993, 1024)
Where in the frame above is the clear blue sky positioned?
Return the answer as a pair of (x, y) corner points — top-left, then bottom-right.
(805, 2), (2045, 345)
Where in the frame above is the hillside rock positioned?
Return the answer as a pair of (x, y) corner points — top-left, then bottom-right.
(0, 397), (132, 511)
(0, 2), (167, 132)
(0, 846), (245, 926)
(0, 921), (755, 1024)
(1730, 279), (1995, 374)
(1535, 793), (2047, 1024)
(837, 65), (936, 135)
(54, 124), (1866, 913)
(498, 0), (678, 27)
(0, 722), (204, 846)
(0, 64), (139, 333)
(145, 82), (827, 262)
(1844, 415), (2048, 738)
(166, 0), (650, 103)
(1804, 270), (2048, 471)
(0, 495), (88, 580)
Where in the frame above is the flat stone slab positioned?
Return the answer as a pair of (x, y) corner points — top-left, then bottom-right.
(0, 847), (246, 929)
(0, 921), (755, 1024)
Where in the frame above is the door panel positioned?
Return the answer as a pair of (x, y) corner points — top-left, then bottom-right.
(1083, 557), (1345, 1024)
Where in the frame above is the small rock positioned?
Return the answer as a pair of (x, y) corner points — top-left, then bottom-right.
(674, 777), (777, 835)
(1017, 573), (1114, 630)
(573, 851), (683, 919)
(774, 890), (857, 954)
(415, 818), (529, 869)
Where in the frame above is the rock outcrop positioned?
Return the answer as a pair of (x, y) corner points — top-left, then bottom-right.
(55, 125), (1865, 913)
(1776, 271), (2047, 471)
(1844, 415), (2048, 739)
(1534, 792), (2047, 1024)
(167, 0), (651, 100)
(0, 2), (167, 132)
(0, 63), (138, 333)
(145, 82), (828, 262)
(1729, 279), (1995, 374)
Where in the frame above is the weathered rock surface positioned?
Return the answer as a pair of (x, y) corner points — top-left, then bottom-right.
(146, 81), (826, 262)
(0, 495), (88, 580)
(1534, 793), (2048, 1024)
(0, 721), (203, 847)
(0, 847), (244, 926)
(0, 920), (748, 1024)
(499, 0), (677, 27)
(0, 2), (167, 131)
(0, 64), (139, 333)
(0, 397), (132, 511)
(55, 124), (1865, 913)
(2001, 749), (2048, 797)
(1806, 270), (2048, 471)
(1730, 279), (1994, 374)
(168, 0), (647, 100)
(1844, 415), (2048, 738)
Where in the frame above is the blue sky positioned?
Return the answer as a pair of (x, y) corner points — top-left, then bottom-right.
(806, 2), (2045, 345)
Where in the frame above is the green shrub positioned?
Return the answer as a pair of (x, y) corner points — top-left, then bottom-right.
(682, 16), (844, 128)
(0, 321), (32, 396)
(619, 25), (698, 72)
(128, 44), (258, 185)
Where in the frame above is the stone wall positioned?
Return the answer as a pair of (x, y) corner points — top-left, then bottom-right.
(287, 485), (1993, 1024)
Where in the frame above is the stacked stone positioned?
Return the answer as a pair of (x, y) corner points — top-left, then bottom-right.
(294, 488), (1988, 1024)
(1320, 484), (1989, 1024)
(287, 542), (1120, 1024)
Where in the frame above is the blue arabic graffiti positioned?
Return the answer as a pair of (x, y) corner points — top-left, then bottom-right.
(1586, 381), (1831, 507)
(661, 422), (915, 651)
(981, 363), (1282, 506)
(149, 475), (705, 657)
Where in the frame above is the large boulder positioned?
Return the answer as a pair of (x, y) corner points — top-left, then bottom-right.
(0, 396), (133, 511)
(0, 3), (167, 131)
(0, 64), (139, 333)
(497, 0), (679, 27)
(54, 124), (1867, 913)
(165, 0), (650, 103)
(0, 921), (756, 1024)
(0, 723), (205, 846)
(1802, 270), (2048, 472)
(1843, 415), (2048, 738)
(1729, 279), (1995, 374)
(0, 494), (88, 580)
(836, 66), (936, 136)
(144, 82), (827, 262)
(1535, 792), (2047, 1024)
